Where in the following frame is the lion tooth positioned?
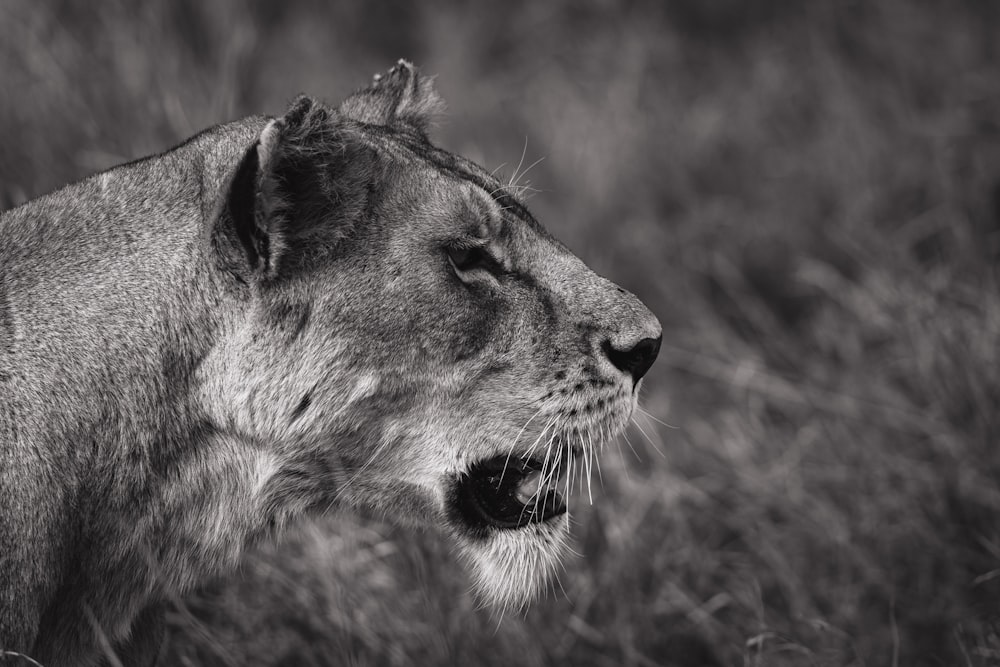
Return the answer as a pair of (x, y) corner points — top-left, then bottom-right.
(515, 471), (543, 505)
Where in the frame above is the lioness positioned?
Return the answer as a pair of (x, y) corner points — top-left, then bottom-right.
(0, 61), (661, 666)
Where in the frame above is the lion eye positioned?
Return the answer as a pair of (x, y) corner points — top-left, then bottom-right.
(447, 245), (504, 276)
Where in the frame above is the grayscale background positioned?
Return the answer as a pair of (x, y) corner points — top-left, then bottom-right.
(2, 1), (998, 665)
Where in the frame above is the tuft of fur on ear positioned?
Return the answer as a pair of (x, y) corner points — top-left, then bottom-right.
(339, 59), (445, 135)
(218, 95), (377, 281)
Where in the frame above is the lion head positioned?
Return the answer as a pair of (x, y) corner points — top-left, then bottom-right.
(201, 61), (661, 609)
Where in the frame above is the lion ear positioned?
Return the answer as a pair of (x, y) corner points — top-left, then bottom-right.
(217, 95), (375, 281)
(339, 59), (444, 135)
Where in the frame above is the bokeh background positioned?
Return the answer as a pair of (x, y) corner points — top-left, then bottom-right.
(3, 1), (1000, 665)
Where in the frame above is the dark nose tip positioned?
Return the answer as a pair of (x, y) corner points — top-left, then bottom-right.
(602, 335), (661, 384)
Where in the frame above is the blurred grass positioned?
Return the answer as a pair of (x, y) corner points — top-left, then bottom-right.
(3, 0), (1000, 665)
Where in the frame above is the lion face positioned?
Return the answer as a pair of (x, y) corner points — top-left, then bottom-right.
(206, 62), (661, 608)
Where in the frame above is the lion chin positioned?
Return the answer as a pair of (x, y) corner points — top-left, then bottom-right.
(459, 516), (572, 610)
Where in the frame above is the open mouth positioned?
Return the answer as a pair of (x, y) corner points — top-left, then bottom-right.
(452, 454), (570, 531)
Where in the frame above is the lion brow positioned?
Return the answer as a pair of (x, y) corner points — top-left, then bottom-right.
(421, 148), (538, 227)
(361, 125), (540, 229)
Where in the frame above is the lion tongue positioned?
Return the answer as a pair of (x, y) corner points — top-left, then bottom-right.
(515, 471), (545, 506)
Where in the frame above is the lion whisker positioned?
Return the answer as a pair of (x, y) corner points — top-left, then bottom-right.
(530, 427), (560, 518)
(508, 136), (529, 189)
(595, 424), (609, 489)
(594, 441), (604, 491)
(574, 437), (582, 499)
(631, 415), (664, 459)
(552, 569), (569, 602)
(519, 414), (557, 465)
(635, 405), (678, 429)
(521, 416), (557, 461)
(563, 439), (573, 513)
(621, 425), (642, 461)
(567, 441), (583, 495)
(615, 436), (632, 481)
(516, 423), (556, 525)
(508, 184), (538, 200)
(510, 156), (546, 191)
(584, 448), (592, 511)
(498, 406), (550, 489)
(586, 432), (594, 498)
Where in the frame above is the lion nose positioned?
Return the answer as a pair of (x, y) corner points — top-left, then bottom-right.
(602, 334), (661, 384)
